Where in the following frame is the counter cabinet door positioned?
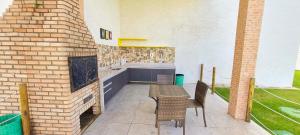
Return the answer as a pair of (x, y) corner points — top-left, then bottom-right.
(128, 68), (151, 82)
(151, 69), (176, 83)
(103, 77), (113, 87)
(104, 87), (113, 104)
(112, 74), (122, 93)
(121, 70), (129, 86)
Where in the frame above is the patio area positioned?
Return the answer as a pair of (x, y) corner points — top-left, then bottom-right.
(83, 84), (269, 135)
(0, 0), (300, 134)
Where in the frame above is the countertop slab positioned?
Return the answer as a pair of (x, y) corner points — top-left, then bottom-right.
(98, 63), (175, 82)
(124, 63), (176, 69)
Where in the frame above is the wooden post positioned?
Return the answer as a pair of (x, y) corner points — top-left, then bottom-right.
(200, 64), (204, 81)
(246, 78), (255, 122)
(211, 67), (216, 94)
(19, 83), (30, 135)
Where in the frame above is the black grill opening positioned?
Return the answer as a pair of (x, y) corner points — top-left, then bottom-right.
(80, 107), (96, 130)
(68, 56), (98, 93)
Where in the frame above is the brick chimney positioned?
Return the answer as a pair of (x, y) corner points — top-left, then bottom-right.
(0, 0), (100, 134)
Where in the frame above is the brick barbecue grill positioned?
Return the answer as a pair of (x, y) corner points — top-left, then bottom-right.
(0, 0), (101, 134)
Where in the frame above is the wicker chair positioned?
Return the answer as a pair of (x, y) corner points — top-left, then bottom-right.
(153, 74), (174, 114)
(157, 74), (174, 85)
(156, 96), (188, 135)
(188, 80), (209, 127)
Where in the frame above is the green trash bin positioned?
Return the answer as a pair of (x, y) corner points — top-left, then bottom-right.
(0, 114), (23, 135)
(176, 74), (184, 87)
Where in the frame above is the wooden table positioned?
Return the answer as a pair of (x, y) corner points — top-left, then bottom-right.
(149, 84), (191, 98)
(149, 84), (191, 128)
(149, 84), (191, 114)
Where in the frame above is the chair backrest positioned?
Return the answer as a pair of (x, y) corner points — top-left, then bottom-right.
(195, 81), (209, 106)
(157, 96), (188, 121)
(157, 74), (174, 85)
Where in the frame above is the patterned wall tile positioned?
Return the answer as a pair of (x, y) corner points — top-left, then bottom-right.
(98, 45), (175, 68)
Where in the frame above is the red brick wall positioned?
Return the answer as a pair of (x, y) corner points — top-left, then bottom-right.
(0, 0), (100, 134)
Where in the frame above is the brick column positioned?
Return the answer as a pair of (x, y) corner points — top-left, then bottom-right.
(79, 0), (84, 19)
(228, 0), (265, 120)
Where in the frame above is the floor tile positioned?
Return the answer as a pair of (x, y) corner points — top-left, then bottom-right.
(83, 84), (270, 135)
(84, 123), (130, 135)
(127, 124), (157, 135)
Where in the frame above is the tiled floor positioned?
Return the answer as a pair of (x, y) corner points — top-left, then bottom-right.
(84, 84), (270, 135)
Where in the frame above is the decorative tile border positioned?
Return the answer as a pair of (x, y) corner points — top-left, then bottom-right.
(98, 45), (175, 68)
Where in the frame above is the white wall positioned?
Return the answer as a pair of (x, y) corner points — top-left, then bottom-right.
(256, 0), (300, 87)
(1, 0), (299, 87)
(296, 51), (300, 70)
(84, 0), (120, 45)
(0, 0), (13, 16)
(0, 0), (121, 45)
(295, 46), (300, 70)
(120, 0), (300, 87)
(120, 0), (239, 84)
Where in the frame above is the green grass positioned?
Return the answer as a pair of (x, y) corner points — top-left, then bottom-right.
(215, 70), (300, 135)
(215, 87), (300, 135)
(293, 70), (300, 88)
(214, 87), (230, 101)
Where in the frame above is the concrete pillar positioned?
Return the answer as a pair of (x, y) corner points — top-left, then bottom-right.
(228, 0), (265, 120)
